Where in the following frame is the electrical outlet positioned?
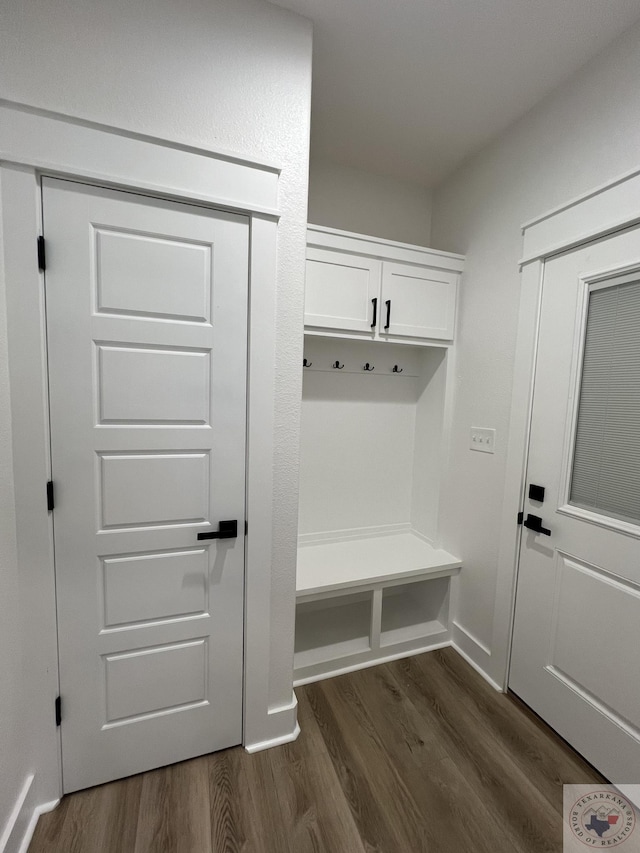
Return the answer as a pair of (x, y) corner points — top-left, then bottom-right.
(470, 427), (496, 454)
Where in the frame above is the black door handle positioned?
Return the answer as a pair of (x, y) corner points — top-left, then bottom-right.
(384, 299), (391, 330)
(197, 520), (238, 540)
(371, 297), (378, 329)
(523, 514), (551, 536)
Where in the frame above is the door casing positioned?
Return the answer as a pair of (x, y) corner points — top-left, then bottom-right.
(491, 168), (640, 694)
(0, 100), (299, 807)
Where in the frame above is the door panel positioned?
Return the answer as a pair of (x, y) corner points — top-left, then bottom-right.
(380, 262), (457, 340)
(44, 178), (248, 792)
(95, 227), (211, 321)
(97, 345), (211, 424)
(305, 247), (380, 333)
(510, 226), (640, 783)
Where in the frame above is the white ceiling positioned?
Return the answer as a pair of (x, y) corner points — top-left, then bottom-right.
(270, 0), (640, 187)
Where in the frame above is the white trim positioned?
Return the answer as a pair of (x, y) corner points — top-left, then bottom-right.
(0, 102), (281, 218)
(451, 641), (503, 693)
(557, 504), (640, 540)
(17, 799), (60, 853)
(244, 723), (301, 754)
(0, 99), (281, 173)
(298, 522), (412, 546)
(1, 165), (63, 812)
(243, 693), (299, 753)
(492, 260), (545, 690)
(521, 163), (640, 231)
(293, 640), (452, 686)
(451, 621), (492, 658)
(307, 223), (465, 271)
(0, 775), (33, 853)
(520, 167), (640, 263)
(498, 164), (640, 696)
(303, 327), (451, 348)
(0, 101), (290, 811)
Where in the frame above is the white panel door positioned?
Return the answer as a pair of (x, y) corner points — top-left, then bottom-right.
(43, 178), (248, 793)
(304, 247), (381, 334)
(380, 262), (457, 340)
(510, 226), (640, 782)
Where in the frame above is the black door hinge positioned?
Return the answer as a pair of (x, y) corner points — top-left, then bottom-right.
(245, 520), (248, 536)
(55, 696), (62, 726)
(517, 511), (524, 525)
(37, 236), (46, 272)
(47, 480), (55, 512)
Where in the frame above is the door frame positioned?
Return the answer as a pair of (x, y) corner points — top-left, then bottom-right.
(0, 100), (299, 807)
(492, 163), (640, 692)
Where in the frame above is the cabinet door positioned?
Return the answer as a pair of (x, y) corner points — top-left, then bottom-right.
(305, 247), (381, 334)
(381, 262), (457, 340)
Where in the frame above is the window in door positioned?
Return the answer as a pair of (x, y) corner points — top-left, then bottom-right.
(569, 274), (640, 525)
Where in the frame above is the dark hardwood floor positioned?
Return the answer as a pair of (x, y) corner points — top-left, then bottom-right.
(29, 648), (603, 852)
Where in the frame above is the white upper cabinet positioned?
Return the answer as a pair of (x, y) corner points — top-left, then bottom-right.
(380, 262), (457, 341)
(305, 247), (381, 334)
(305, 225), (464, 345)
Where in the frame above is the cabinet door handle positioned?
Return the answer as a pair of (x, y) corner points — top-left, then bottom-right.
(384, 299), (391, 331)
(371, 298), (378, 329)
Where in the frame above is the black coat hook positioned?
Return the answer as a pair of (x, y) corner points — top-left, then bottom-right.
(392, 365), (403, 373)
(303, 358), (312, 367)
(333, 361), (344, 369)
(363, 363), (375, 371)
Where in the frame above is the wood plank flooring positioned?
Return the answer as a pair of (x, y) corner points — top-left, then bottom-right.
(29, 648), (603, 852)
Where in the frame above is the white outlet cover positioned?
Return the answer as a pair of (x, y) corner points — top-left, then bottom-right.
(470, 427), (496, 454)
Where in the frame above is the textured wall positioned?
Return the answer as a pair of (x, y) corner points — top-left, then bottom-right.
(431, 19), (640, 683)
(308, 159), (432, 245)
(0, 0), (311, 832)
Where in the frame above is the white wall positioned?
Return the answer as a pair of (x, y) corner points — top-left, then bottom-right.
(0, 0), (311, 841)
(431, 19), (640, 685)
(298, 341), (421, 536)
(309, 159), (432, 245)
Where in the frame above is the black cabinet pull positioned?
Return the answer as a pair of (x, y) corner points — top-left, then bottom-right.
(197, 520), (238, 540)
(523, 514), (551, 536)
(371, 297), (378, 329)
(384, 299), (391, 330)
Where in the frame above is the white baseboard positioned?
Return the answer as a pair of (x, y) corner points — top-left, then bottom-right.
(293, 640), (452, 687)
(0, 773), (36, 853)
(17, 799), (59, 853)
(451, 621), (503, 693)
(0, 774), (59, 853)
(244, 692), (299, 753)
(244, 722), (301, 754)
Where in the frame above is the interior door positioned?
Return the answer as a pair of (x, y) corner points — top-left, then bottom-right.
(510, 225), (640, 782)
(43, 178), (248, 793)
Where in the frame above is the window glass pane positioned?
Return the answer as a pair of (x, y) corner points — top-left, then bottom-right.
(570, 278), (640, 524)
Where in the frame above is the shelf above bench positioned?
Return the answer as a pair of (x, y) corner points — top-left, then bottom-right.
(296, 530), (461, 599)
